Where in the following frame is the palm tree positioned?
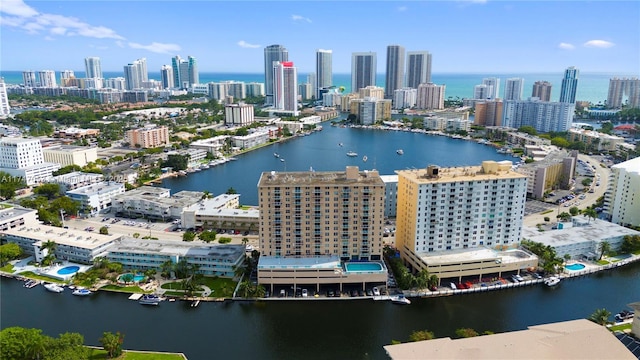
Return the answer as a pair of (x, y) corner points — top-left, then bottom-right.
(237, 280), (253, 298)
(597, 241), (611, 260)
(241, 237), (249, 247)
(588, 308), (611, 325)
(41, 240), (57, 266)
(583, 208), (598, 224)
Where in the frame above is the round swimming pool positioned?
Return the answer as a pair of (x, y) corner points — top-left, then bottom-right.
(565, 263), (586, 271)
(57, 266), (80, 275)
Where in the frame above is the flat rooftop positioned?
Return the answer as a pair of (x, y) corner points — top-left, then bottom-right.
(0, 206), (37, 222)
(397, 161), (525, 184)
(419, 247), (536, 266)
(258, 167), (384, 187)
(258, 256), (341, 270)
(51, 171), (103, 184)
(43, 145), (95, 152)
(110, 238), (244, 261)
(3, 224), (120, 250)
(185, 194), (240, 212)
(384, 319), (636, 360)
(67, 181), (124, 196)
(522, 220), (640, 248)
(379, 175), (398, 183)
(613, 156), (640, 175)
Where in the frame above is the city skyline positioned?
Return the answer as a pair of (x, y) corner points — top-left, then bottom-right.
(1, 1), (638, 74)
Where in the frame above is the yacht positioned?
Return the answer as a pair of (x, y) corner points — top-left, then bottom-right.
(139, 294), (161, 306)
(44, 283), (64, 293)
(346, 151), (358, 157)
(544, 276), (561, 287)
(396, 149), (404, 155)
(338, 143), (344, 147)
(72, 288), (92, 296)
(274, 153), (280, 158)
(391, 294), (411, 305)
(280, 158), (285, 162)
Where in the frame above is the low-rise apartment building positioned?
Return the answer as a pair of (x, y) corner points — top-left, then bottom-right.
(568, 128), (625, 152)
(66, 181), (126, 216)
(125, 126), (169, 148)
(181, 194), (259, 232)
(111, 186), (203, 220)
(515, 150), (577, 200)
(50, 172), (104, 191)
(42, 145), (98, 167)
(605, 156), (640, 227)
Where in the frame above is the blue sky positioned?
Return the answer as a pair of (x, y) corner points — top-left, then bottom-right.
(1, 0), (639, 74)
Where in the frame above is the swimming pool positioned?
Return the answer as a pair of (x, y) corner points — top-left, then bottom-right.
(344, 262), (383, 272)
(57, 266), (80, 275)
(565, 263), (586, 271)
(118, 273), (146, 283)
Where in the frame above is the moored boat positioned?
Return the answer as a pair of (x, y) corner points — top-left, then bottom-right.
(544, 276), (561, 287)
(396, 149), (404, 155)
(363, 155), (368, 162)
(346, 151), (358, 157)
(72, 288), (92, 296)
(139, 294), (161, 305)
(391, 294), (411, 305)
(274, 153), (280, 158)
(44, 283), (64, 293)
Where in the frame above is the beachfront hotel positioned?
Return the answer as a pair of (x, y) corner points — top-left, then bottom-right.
(256, 166), (388, 292)
(395, 161), (537, 282)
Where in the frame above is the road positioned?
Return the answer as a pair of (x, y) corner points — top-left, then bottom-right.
(523, 154), (610, 227)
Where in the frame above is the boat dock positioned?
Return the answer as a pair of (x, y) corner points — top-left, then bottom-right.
(128, 293), (143, 301)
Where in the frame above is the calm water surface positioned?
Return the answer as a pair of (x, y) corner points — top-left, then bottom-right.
(161, 123), (514, 205)
(2, 263), (639, 360)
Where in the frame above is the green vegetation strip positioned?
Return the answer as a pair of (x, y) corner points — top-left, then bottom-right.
(0, 264), (15, 273)
(99, 285), (147, 293)
(88, 348), (185, 359)
(608, 323), (632, 332)
(540, 209), (554, 215)
(17, 271), (65, 283)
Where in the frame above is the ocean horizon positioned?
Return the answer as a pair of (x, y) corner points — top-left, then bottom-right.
(2, 70), (637, 104)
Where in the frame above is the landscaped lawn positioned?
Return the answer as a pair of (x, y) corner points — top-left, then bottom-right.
(596, 260), (610, 265)
(88, 348), (184, 359)
(17, 271), (65, 283)
(0, 264), (15, 273)
(160, 277), (236, 298)
(100, 285), (146, 293)
(608, 323), (632, 332)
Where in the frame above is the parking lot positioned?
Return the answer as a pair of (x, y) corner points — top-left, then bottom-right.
(524, 200), (556, 216)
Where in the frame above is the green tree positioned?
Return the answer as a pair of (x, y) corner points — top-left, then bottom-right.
(0, 327), (47, 360)
(182, 231), (196, 242)
(33, 183), (62, 200)
(583, 207), (598, 224)
(41, 240), (57, 266)
(52, 165), (83, 176)
(518, 126), (537, 135)
(0, 171), (27, 200)
(551, 137), (570, 148)
(569, 206), (580, 216)
(99, 226), (109, 235)
(557, 212), (572, 222)
(99, 331), (124, 358)
(0, 243), (22, 266)
(198, 230), (217, 243)
(455, 328), (479, 338)
(162, 154), (190, 171)
(588, 308), (611, 325)
(409, 330), (434, 342)
(226, 187), (237, 194)
(597, 241), (611, 260)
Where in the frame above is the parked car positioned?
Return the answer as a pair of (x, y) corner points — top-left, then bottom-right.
(302, 289), (308, 297)
(450, 282), (457, 290)
(279, 289), (285, 297)
(372, 287), (380, 296)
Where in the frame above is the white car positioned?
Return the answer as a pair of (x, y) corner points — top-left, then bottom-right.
(372, 287), (380, 296)
(301, 289), (308, 297)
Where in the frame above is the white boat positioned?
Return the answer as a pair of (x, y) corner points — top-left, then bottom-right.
(139, 294), (160, 305)
(191, 300), (200, 308)
(544, 276), (561, 287)
(200, 164), (210, 169)
(391, 294), (411, 305)
(338, 143), (344, 147)
(346, 151), (358, 157)
(280, 158), (285, 162)
(396, 149), (404, 155)
(44, 283), (64, 293)
(362, 155), (368, 162)
(72, 288), (92, 296)
(274, 153), (280, 158)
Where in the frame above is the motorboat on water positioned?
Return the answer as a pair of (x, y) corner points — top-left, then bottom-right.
(338, 143), (344, 147)
(346, 151), (358, 157)
(280, 158), (285, 162)
(391, 294), (411, 305)
(615, 310), (635, 322)
(72, 288), (92, 296)
(544, 276), (561, 287)
(44, 283), (64, 293)
(396, 149), (404, 155)
(274, 153), (280, 158)
(139, 294), (161, 305)
(363, 155), (368, 162)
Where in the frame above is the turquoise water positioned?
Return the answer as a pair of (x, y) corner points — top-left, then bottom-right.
(0, 71), (631, 104)
(565, 263), (586, 271)
(118, 273), (146, 282)
(344, 262), (383, 272)
(56, 266), (80, 275)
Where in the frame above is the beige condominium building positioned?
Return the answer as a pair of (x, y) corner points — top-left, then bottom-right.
(605, 156), (640, 227)
(125, 126), (169, 149)
(257, 166), (388, 293)
(395, 161), (537, 283)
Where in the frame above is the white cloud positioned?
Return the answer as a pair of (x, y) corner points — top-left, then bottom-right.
(0, 0), (124, 40)
(128, 41), (181, 54)
(115, 40), (125, 48)
(237, 40), (261, 49)
(0, 0), (39, 17)
(558, 42), (575, 50)
(583, 39), (615, 48)
(397, 6), (408, 12)
(291, 14), (312, 23)
(89, 44), (109, 50)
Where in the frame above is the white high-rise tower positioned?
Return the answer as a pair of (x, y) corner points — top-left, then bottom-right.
(315, 49), (332, 100)
(84, 57), (103, 79)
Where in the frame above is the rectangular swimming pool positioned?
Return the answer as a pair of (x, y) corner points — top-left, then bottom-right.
(344, 262), (384, 272)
